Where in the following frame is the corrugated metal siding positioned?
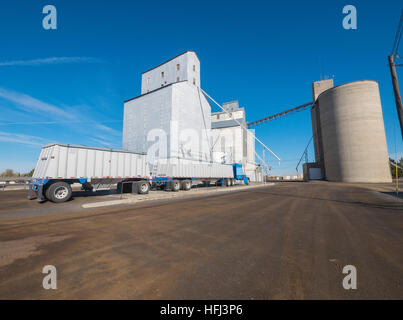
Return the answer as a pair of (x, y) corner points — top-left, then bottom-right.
(247, 129), (255, 163)
(155, 159), (233, 178)
(33, 144), (148, 179)
(211, 126), (244, 164)
(123, 81), (212, 164)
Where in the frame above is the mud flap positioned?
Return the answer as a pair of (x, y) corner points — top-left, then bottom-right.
(36, 184), (45, 202)
(27, 184), (36, 200)
(131, 182), (138, 194)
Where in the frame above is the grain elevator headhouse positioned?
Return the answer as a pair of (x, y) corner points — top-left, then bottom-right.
(141, 51), (201, 93)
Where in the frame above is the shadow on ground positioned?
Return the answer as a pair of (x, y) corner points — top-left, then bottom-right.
(381, 192), (403, 200)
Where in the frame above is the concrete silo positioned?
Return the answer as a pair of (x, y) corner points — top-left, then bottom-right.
(316, 80), (392, 183)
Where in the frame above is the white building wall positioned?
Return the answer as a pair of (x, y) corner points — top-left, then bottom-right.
(123, 81), (211, 168)
(171, 81), (211, 161)
(247, 129), (255, 163)
(210, 125), (261, 180)
(141, 51), (200, 94)
(211, 126), (243, 164)
(245, 162), (261, 182)
(123, 85), (173, 157)
(211, 107), (247, 164)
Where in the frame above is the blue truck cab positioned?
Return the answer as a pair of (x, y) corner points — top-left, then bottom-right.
(233, 163), (250, 185)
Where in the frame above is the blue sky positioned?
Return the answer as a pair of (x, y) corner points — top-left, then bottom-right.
(0, 0), (402, 175)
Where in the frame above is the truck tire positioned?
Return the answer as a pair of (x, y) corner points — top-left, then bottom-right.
(171, 180), (180, 192)
(45, 181), (72, 203)
(181, 180), (192, 191)
(245, 178), (250, 185)
(225, 178), (231, 187)
(230, 179), (235, 186)
(137, 181), (150, 194)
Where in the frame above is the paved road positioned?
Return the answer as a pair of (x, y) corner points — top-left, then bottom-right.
(0, 182), (402, 299)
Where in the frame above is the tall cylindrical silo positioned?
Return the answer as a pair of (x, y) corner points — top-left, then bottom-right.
(317, 80), (392, 183)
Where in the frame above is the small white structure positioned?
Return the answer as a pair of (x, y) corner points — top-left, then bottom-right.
(123, 51), (211, 168)
(211, 101), (260, 181)
(141, 51), (200, 94)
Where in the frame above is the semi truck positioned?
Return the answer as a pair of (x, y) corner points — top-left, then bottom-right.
(28, 143), (250, 203)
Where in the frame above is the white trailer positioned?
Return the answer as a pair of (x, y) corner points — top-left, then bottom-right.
(154, 158), (233, 179)
(29, 143), (150, 202)
(29, 143), (250, 203)
(151, 158), (239, 191)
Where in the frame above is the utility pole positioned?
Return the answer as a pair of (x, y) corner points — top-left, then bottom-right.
(389, 10), (403, 139)
(396, 161), (399, 196)
(388, 54), (403, 139)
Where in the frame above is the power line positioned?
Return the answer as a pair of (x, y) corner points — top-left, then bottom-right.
(392, 9), (403, 56)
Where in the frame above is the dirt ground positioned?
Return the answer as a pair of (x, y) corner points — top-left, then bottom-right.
(0, 182), (402, 299)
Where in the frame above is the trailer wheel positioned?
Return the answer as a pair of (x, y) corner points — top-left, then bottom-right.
(181, 180), (192, 191)
(137, 181), (150, 194)
(171, 180), (181, 192)
(45, 181), (72, 203)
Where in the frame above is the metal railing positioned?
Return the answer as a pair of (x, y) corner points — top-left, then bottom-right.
(0, 177), (31, 191)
